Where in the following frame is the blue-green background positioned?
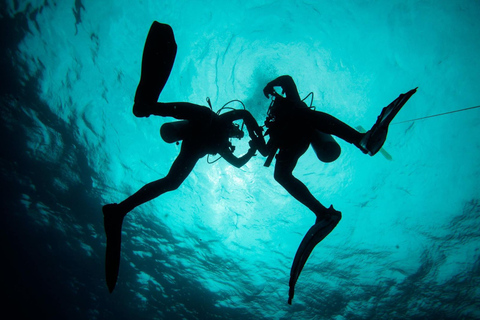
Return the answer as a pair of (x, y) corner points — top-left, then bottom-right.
(1, 1), (480, 319)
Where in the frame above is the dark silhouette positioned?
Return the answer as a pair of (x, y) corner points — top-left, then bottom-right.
(253, 75), (417, 303)
(102, 21), (264, 293)
(103, 102), (263, 292)
(257, 75), (416, 220)
(106, 102), (262, 217)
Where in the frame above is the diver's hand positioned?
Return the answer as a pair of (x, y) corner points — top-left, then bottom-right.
(263, 85), (274, 98)
(249, 139), (258, 151)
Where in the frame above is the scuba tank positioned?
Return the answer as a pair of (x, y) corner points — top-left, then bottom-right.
(310, 130), (341, 163)
(160, 120), (192, 143)
(265, 97), (341, 164)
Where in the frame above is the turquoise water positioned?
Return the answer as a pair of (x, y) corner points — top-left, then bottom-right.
(2, 1), (480, 319)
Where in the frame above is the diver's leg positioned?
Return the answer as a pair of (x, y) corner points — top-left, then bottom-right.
(273, 146), (337, 221)
(147, 102), (213, 121)
(134, 101), (212, 121)
(306, 88), (418, 155)
(304, 109), (364, 145)
(102, 142), (200, 292)
(104, 143), (201, 218)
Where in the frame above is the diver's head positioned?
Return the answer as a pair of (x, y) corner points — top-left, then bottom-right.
(228, 123), (244, 139)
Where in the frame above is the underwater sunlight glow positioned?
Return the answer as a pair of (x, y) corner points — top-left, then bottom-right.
(1, 0), (480, 319)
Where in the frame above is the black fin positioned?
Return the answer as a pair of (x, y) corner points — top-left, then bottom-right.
(288, 217), (340, 304)
(103, 204), (125, 293)
(134, 21), (177, 105)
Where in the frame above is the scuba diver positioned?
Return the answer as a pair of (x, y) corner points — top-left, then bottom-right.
(103, 101), (262, 292)
(255, 75), (416, 304)
(102, 21), (264, 293)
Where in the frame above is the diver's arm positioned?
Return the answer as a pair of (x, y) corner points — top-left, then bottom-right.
(219, 143), (257, 168)
(255, 136), (274, 157)
(263, 75), (301, 101)
(219, 110), (263, 139)
(220, 110), (268, 157)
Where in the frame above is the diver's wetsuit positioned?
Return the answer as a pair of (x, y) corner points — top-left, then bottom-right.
(112, 102), (263, 216)
(102, 100), (265, 294)
(258, 75), (365, 220)
(256, 76), (416, 304)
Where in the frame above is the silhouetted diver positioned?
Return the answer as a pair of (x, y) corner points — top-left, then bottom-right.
(254, 75), (416, 303)
(103, 22), (264, 293)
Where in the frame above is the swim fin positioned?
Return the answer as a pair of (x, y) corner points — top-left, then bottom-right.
(133, 21), (177, 117)
(160, 120), (193, 143)
(356, 125), (392, 160)
(288, 209), (341, 304)
(103, 204), (125, 293)
(360, 88), (417, 156)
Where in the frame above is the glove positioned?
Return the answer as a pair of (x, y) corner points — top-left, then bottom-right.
(263, 85), (274, 98)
